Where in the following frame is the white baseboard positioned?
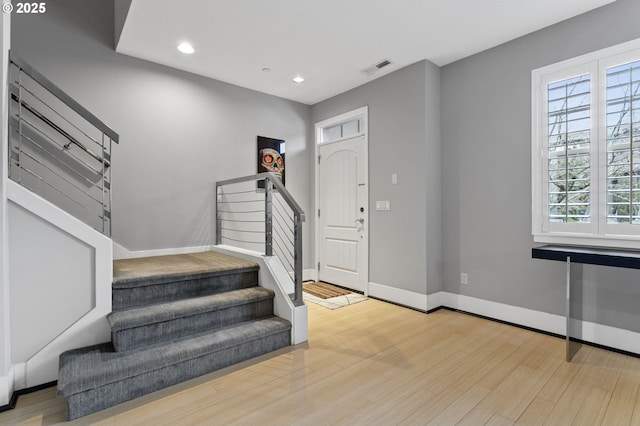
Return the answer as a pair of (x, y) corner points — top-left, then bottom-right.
(426, 291), (445, 311)
(431, 291), (640, 355)
(0, 367), (13, 406)
(368, 282), (428, 311)
(12, 363), (25, 391)
(113, 242), (215, 259)
(436, 292), (564, 335)
(568, 317), (640, 355)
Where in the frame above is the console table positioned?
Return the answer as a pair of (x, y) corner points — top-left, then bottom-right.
(531, 245), (640, 361)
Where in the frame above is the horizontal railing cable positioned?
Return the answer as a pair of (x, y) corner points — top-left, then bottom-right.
(11, 91), (108, 168)
(272, 241), (294, 272)
(217, 209), (264, 214)
(273, 213), (293, 234)
(273, 216), (294, 247)
(219, 199), (263, 204)
(13, 82), (104, 149)
(13, 148), (104, 205)
(216, 172), (305, 305)
(220, 226), (264, 234)
(273, 204), (294, 232)
(273, 196), (294, 222)
(13, 127), (104, 189)
(10, 52), (118, 142)
(273, 231), (294, 260)
(17, 114), (103, 173)
(14, 83), (102, 146)
(218, 189), (259, 196)
(14, 165), (104, 219)
(8, 51), (117, 236)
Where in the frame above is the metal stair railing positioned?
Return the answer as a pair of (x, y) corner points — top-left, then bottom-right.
(216, 172), (305, 306)
(8, 52), (119, 236)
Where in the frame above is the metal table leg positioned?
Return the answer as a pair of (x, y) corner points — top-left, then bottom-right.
(566, 255), (571, 362)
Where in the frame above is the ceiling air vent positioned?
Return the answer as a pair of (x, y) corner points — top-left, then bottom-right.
(360, 59), (392, 76)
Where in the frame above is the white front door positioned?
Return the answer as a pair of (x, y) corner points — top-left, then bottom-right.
(318, 135), (368, 292)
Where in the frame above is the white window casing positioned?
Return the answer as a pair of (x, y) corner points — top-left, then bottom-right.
(532, 38), (640, 249)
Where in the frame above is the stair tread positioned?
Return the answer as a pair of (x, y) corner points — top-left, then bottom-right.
(113, 251), (258, 289)
(107, 287), (275, 331)
(58, 316), (291, 396)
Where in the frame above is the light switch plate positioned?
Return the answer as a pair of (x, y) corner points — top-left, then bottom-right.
(376, 201), (391, 211)
(392, 173), (398, 185)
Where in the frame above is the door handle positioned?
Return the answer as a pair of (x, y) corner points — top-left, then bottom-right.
(354, 218), (365, 224)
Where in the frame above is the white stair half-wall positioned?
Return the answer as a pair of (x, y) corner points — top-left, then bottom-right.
(6, 180), (112, 389)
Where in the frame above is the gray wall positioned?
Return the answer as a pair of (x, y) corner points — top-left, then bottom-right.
(12, 0), (640, 334)
(113, 0), (132, 47)
(441, 0), (640, 331)
(312, 60), (442, 295)
(425, 61), (442, 295)
(11, 0), (313, 267)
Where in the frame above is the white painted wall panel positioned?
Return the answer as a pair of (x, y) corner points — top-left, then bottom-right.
(8, 201), (94, 363)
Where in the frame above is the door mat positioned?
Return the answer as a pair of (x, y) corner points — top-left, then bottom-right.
(303, 281), (367, 310)
(303, 281), (351, 299)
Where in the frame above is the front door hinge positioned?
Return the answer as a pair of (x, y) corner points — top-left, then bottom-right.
(318, 209), (320, 218)
(317, 262), (320, 271)
(318, 155), (321, 164)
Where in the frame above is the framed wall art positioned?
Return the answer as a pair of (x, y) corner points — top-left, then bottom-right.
(257, 135), (285, 188)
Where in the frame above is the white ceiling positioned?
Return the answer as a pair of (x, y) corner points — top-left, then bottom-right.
(116, 0), (616, 105)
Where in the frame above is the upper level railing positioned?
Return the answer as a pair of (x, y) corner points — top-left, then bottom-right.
(216, 172), (305, 306)
(8, 52), (119, 236)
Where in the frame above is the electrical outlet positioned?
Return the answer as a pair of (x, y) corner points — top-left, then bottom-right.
(460, 273), (468, 285)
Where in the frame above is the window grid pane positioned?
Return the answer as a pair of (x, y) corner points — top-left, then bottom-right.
(606, 60), (640, 224)
(547, 74), (591, 223)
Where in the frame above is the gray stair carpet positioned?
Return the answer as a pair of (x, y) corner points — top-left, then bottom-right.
(108, 287), (276, 351)
(58, 317), (291, 420)
(112, 252), (259, 311)
(57, 251), (292, 420)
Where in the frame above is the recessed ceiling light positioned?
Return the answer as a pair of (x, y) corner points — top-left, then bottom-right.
(292, 76), (305, 83)
(177, 42), (195, 54)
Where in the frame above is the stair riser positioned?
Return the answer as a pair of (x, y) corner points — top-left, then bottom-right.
(112, 299), (274, 352)
(112, 271), (258, 310)
(64, 330), (290, 420)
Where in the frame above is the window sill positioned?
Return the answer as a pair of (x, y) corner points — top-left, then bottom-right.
(533, 233), (640, 251)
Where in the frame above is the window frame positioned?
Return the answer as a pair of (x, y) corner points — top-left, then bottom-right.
(532, 38), (640, 249)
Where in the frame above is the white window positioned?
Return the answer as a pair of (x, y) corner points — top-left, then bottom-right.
(532, 38), (640, 249)
(320, 117), (364, 144)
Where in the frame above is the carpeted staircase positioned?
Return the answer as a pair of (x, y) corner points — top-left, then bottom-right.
(56, 251), (291, 420)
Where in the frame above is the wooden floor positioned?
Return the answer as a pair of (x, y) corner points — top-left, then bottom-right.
(3, 298), (640, 425)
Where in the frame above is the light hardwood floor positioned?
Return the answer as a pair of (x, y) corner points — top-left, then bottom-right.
(2, 298), (640, 425)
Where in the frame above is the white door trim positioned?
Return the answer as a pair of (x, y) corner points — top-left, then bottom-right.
(314, 106), (369, 294)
